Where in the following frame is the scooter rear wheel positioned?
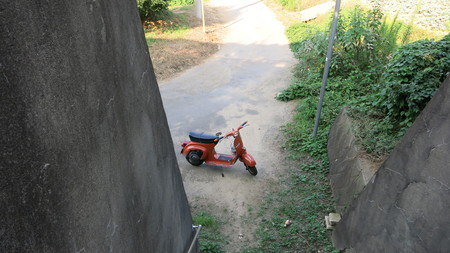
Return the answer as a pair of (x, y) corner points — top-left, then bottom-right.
(246, 165), (258, 176)
(186, 150), (204, 166)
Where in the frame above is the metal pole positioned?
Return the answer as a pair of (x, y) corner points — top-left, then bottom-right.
(201, 0), (206, 33)
(312, 0), (341, 137)
(187, 225), (202, 253)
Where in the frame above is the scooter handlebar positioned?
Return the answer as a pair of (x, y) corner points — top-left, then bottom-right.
(221, 121), (249, 139)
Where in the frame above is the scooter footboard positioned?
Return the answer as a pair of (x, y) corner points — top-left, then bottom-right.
(240, 153), (256, 167)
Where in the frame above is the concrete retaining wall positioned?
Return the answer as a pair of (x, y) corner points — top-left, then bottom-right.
(332, 76), (450, 252)
(0, 0), (193, 252)
(327, 107), (381, 213)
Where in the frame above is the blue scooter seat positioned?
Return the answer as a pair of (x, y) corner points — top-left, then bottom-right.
(189, 132), (219, 144)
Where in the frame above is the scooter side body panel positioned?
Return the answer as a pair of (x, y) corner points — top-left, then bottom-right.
(240, 152), (256, 167)
(181, 142), (215, 160)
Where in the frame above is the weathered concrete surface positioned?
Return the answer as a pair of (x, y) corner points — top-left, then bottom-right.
(328, 107), (382, 213)
(0, 0), (193, 252)
(332, 76), (450, 252)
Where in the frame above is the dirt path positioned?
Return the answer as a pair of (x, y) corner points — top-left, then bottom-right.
(149, 4), (226, 82)
(159, 0), (296, 251)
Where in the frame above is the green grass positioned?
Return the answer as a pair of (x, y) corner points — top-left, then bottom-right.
(144, 12), (190, 46)
(241, 156), (337, 252)
(276, 0), (330, 11)
(192, 211), (226, 253)
(178, 5), (194, 11)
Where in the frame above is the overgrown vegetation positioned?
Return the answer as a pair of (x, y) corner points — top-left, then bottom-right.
(374, 35), (450, 127)
(353, 34), (450, 154)
(277, 5), (449, 157)
(137, 0), (171, 22)
(136, 0), (195, 22)
(246, 3), (449, 252)
(138, 0), (196, 46)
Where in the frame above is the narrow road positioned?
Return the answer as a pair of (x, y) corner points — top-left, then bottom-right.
(160, 0), (296, 250)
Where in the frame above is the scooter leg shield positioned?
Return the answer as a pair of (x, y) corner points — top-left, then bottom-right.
(240, 153), (256, 167)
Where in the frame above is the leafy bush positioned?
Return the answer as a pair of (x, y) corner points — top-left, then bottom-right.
(281, 23), (328, 101)
(279, 6), (410, 102)
(374, 35), (450, 127)
(292, 31), (329, 80)
(137, 0), (170, 22)
(286, 23), (324, 53)
(332, 7), (410, 83)
(276, 78), (321, 101)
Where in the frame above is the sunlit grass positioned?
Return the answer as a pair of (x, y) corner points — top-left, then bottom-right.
(144, 12), (190, 46)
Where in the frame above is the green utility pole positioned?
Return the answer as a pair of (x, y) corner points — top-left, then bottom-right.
(312, 0), (341, 137)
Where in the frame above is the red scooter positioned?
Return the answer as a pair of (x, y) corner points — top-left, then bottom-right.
(181, 121), (257, 176)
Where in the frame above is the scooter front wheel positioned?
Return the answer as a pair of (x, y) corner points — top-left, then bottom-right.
(186, 150), (204, 166)
(245, 165), (258, 176)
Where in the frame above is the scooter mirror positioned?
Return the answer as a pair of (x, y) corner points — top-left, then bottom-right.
(216, 132), (222, 136)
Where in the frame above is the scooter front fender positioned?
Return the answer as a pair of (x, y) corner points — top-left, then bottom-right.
(240, 152), (256, 167)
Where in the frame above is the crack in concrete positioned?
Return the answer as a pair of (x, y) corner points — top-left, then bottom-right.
(3, 73), (10, 85)
(368, 199), (387, 213)
(106, 96), (114, 106)
(385, 167), (403, 177)
(394, 200), (414, 223)
(139, 69), (148, 87)
(422, 116), (433, 137)
(428, 176), (450, 191)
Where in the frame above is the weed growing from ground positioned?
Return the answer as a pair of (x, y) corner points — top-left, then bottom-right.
(192, 211), (226, 253)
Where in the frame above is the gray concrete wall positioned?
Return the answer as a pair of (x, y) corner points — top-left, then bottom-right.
(1, 0), (194, 252)
(328, 107), (382, 213)
(332, 76), (450, 252)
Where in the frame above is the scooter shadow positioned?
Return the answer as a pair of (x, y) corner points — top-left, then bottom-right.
(196, 163), (253, 177)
